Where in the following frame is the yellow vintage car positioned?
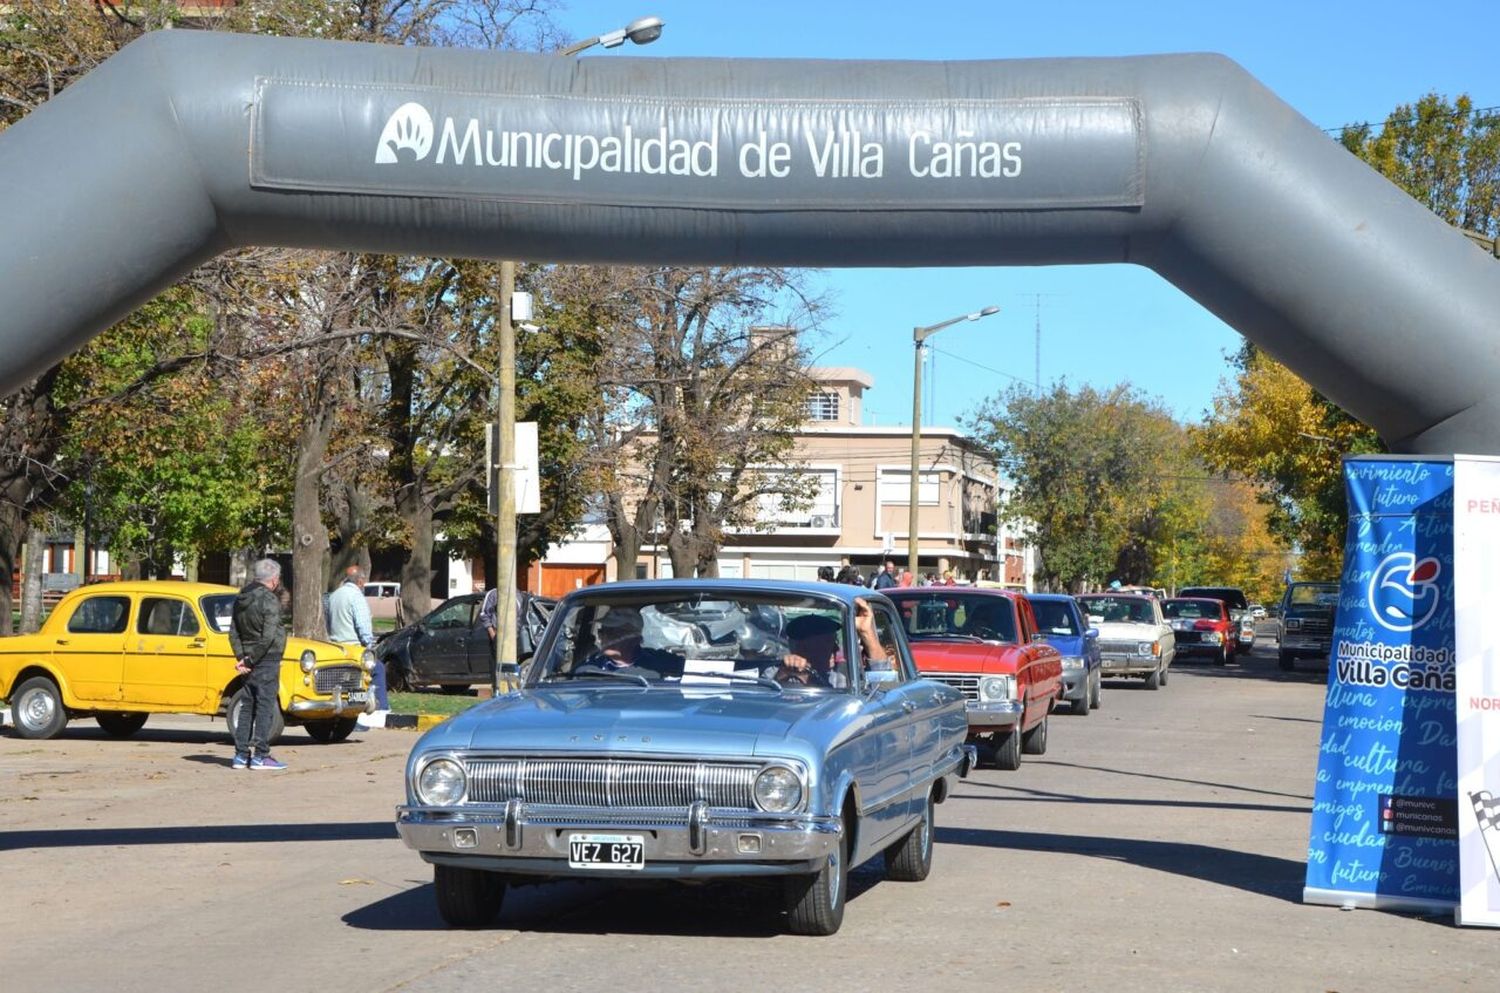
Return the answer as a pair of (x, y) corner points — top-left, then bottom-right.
(0, 581), (374, 743)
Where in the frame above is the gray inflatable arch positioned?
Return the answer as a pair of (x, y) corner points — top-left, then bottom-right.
(2, 30), (1496, 453)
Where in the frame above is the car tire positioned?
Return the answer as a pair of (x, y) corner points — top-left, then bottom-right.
(226, 686), (286, 746)
(1278, 651), (1296, 672)
(95, 712), (148, 738)
(386, 662), (413, 693)
(1159, 664), (1169, 687)
(1022, 714), (1049, 755)
(1144, 666), (1161, 691)
(993, 727), (1022, 770)
(11, 675), (68, 739)
(434, 863), (506, 928)
(1071, 689), (1090, 716)
(1215, 647), (1228, 666)
(885, 791), (934, 882)
(303, 717), (358, 743)
(784, 811), (849, 935)
(1089, 671), (1102, 710)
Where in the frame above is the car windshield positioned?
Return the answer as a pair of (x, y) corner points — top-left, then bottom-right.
(1163, 598), (1219, 620)
(1028, 599), (1079, 636)
(1079, 596), (1155, 624)
(200, 594), (235, 633)
(532, 590), (855, 692)
(887, 591), (1018, 644)
(1287, 584), (1339, 607)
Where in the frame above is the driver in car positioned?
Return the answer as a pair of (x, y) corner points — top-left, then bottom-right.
(769, 598), (889, 688)
(583, 608), (682, 678)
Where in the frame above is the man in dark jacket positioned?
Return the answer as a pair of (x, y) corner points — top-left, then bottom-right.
(229, 558), (289, 770)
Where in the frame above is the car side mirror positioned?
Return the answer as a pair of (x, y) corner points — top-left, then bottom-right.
(1086, 627), (1099, 639)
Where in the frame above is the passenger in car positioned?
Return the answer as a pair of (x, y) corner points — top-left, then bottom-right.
(582, 609), (682, 678)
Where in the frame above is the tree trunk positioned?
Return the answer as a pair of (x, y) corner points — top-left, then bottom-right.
(0, 500), (22, 634)
(291, 413), (333, 639)
(329, 480), (373, 583)
(397, 488), (435, 621)
(20, 525), (45, 633)
(229, 548), (253, 587)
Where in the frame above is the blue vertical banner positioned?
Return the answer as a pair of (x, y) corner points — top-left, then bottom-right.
(1304, 456), (1459, 913)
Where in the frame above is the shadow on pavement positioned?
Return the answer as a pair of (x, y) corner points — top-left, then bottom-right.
(950, 787), (1309, 816)
(935, 825), (1305, 902)
(1017, 760), (1313, 801)
(0, 820), (398, 852)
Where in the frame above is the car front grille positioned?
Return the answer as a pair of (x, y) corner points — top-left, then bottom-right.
(921, 672), (979, 701)
(1099, 639), (1142, 656)
(463, 757), (760, 809)
(313, 665), (364, 693)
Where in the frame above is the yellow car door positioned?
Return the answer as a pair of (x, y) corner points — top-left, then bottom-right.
(124, 596), (210, 708)
(53, 593), (132, 704)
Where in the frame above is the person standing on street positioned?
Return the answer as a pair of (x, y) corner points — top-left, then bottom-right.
(229, 558), (289, 771)
(328, 565), (388, 728)
(873, 559), (899, 590)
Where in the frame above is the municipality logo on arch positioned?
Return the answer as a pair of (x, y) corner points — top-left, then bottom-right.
(375, 102), (434, 164)
(1368, 551), (1441, 633)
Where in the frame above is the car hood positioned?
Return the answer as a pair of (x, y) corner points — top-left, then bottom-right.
(908, 640), (1015, 674)
(1041, 633), (1087, 656)
(416, 685), (855, 758)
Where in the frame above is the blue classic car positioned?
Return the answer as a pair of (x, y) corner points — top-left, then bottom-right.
(1027, 594), (1102, 715)
(396, 580), (974, 936)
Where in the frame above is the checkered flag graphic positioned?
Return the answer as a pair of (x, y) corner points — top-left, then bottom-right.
(1470, 791), (1500, 885)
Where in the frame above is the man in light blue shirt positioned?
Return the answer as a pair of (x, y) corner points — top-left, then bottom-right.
(328, 566), (388, 725)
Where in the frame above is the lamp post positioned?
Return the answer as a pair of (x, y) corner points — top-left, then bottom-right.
(908, 306), (1000, 576)
(493, 17), (665, 693)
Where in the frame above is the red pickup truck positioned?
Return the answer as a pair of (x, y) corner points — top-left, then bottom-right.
(887, 588), (1063, 770)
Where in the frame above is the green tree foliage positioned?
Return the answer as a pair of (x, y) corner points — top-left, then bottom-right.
(969, 384), (1182, 592)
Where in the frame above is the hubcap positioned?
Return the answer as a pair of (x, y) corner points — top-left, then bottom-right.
(20, 688), (55, 729)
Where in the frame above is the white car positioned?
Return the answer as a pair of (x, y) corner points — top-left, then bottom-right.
(1077, 594), (1176, 690)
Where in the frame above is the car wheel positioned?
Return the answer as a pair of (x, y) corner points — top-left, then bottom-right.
(304, 717), (358, 743)
(1089, 671), (1102, 710)
(434, 863), (506, 928)
(1215, 646), (1228, 666)
(784, 810), (849, 935)
(386, 662), (413, 693)
(227, 686), (286, 746)
(1159, 664), (1169, 687)
(1071, 689), (1090, 716)
(12, 675), (68, 739)
(1022, 714), (1049, 755)
(1278, 651), (1296, 672)
(993, 727), (1022, 771)
(95, 712), (148, 738)
(1144, 666), (1161, 691)
(886, 790), (935, 882)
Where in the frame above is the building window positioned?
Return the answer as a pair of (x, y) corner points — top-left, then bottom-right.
(804, 391), (840, 422)
(755, 468), (839, 528)
(878, 469), (940, 506)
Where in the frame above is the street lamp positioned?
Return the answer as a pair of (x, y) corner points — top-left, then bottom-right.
(558, 15), (665, 57)
(493, 17), (666, 694)
(908, 306), (1000, 576)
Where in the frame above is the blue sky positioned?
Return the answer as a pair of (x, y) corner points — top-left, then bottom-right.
(556, 1), (1499, 429)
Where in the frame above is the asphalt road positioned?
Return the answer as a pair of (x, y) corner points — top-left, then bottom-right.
(3, 641), (1494, 993)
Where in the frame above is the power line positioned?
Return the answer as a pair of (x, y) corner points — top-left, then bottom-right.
(1321, 103), (1500, 137)
(926, 345), (1035, 388)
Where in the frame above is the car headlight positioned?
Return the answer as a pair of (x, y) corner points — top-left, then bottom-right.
(1136, 642), (1155, 657)
(1284, 618), (1301, 631)
(417, 758), (467, 806)
(361, 649), (376, 673)
(1204, 631), (1222, 644)
(979, 675), (1015, 701)
(753, 766), (803, 812)
(1061, 656), (1085, 670)
(300, 649), (317, 673)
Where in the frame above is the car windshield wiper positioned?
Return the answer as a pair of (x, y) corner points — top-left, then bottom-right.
(548, 666), (652, 688)
(676, 671), (783, 692)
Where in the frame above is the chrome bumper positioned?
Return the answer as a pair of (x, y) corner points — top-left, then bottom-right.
(964, 698), (1023, 731)
(1099, 656), (1157, 675)
(286, 686), (367, 718)
(396, 803), (842, 878)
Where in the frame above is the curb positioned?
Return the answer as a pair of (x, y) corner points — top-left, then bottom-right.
(383, 713), (447, 731)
